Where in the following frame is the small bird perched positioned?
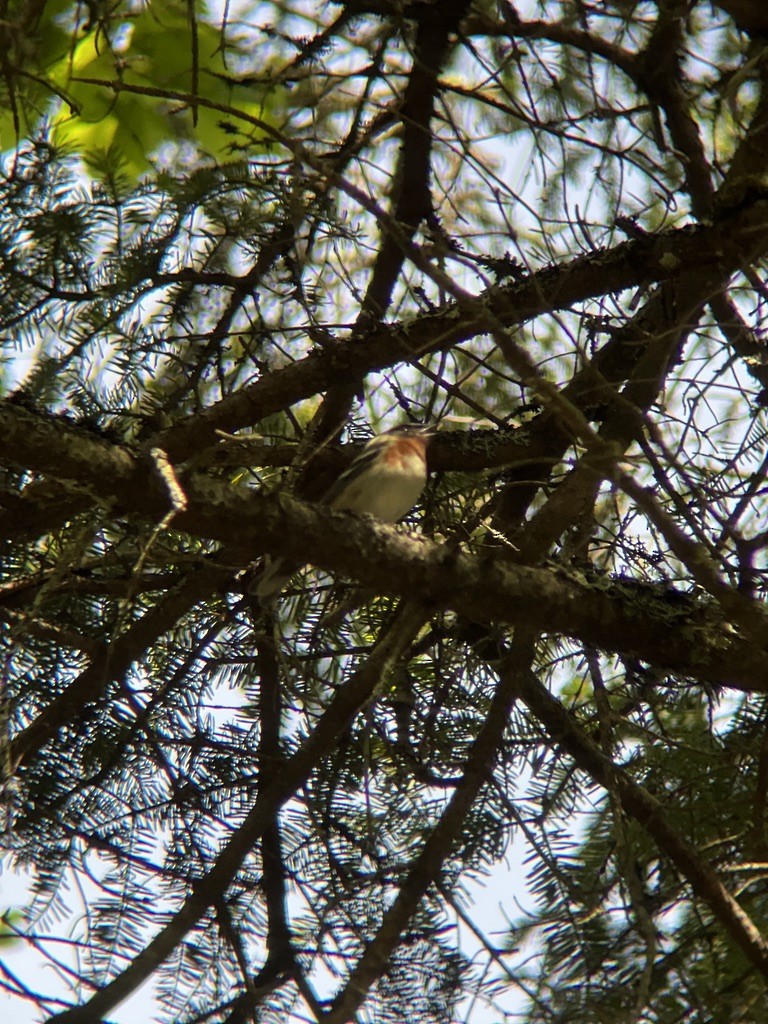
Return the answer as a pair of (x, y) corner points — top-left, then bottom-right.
(255, 422), (435, 603)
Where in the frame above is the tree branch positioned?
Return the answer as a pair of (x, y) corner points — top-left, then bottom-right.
(322, 630), (535, 1023)
(47, 603), (427, 1024)
(514, 659), (768, 979)
(2, 402), (767, 695)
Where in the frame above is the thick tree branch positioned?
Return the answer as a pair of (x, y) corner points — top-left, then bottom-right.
(634, 0), (715, 215)
(148, 206), (768, 461)
(2, 401), (767, 697)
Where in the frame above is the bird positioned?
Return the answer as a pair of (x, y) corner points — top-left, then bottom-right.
(255, 422), (435, 603)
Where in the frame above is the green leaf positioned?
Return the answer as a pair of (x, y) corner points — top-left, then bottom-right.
(12, 1), (282, 179)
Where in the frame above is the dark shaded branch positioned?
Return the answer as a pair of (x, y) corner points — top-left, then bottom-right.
(514, 660), (768, 979)
(150, 206), (768, 461)
(254, 627), (295, 983)
(47, 604), (427, 1024)
(464, 8), (639, 79)
(0, 482), (94, 541)
(510, 274), (701, 558)
(321, 630), (535, 1023)
(358, 0), (471, 323)
(716, 59), (768, 212)
(12, 558), (233, 766)
(633, 0), (715, 216)
(2, 401), (768, 696)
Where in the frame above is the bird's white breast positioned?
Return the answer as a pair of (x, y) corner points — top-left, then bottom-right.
(331, 451), (427, 522)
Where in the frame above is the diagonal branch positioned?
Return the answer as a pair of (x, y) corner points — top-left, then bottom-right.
(150, 204), (768, 461)
(513, 659), (768, 979)
(11, 557), (235, 767)
(47, 603), (428, 1024)
(320, 630), (536, 1023)
(3, 401), (768, 695)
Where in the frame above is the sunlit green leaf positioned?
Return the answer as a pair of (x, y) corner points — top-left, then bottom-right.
(5, 1), (282, 179)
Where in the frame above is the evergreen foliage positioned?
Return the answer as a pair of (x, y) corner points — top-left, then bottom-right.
(3, 1), (768, 1022)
